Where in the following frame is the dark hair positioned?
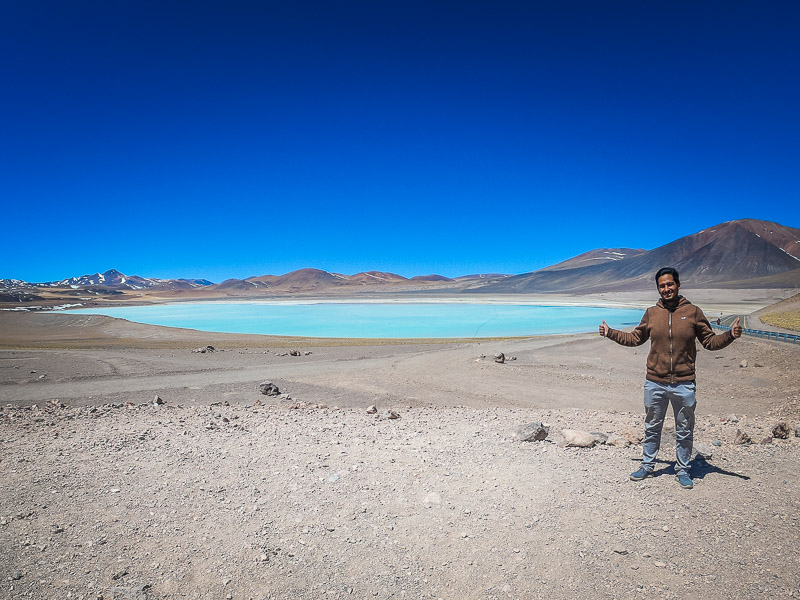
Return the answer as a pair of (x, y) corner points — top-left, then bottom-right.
(655, 267), (680, 286)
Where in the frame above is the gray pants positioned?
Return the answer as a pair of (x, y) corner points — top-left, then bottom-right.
(642, 380), (696, 476)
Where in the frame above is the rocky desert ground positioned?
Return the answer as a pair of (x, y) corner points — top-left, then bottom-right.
(1, 295), (799, 600)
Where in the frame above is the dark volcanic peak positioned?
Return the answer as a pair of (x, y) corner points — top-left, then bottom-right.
(409, 274), (455, 282)
(475, 218), (800, 293)
(454, 273), (510, 281)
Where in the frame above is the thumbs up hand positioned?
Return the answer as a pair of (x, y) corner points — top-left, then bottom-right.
(731, 317), (742, 338)
(599, 320), (610, 337)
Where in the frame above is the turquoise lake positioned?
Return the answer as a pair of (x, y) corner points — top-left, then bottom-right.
(65, 302), (644, 338)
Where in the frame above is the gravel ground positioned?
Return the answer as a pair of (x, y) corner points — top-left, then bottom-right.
(1, 307), (800, 599)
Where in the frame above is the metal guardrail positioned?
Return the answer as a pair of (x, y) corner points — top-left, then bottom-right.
(712, 324), (800, 344)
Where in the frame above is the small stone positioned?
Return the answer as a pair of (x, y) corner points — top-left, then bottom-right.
(795, 424), (800, 438)
(513, 422), (549, 442)
(366, 405), (378, 414)
(612, 548), (629, 555)
(739, 360), (748, 368)
(654, 561), (667, 568)
(606, 433), (631, 447)
(562, 429), (597, 448)
(771, 422), (790, 439)
(10, 571), (22, 581)
(152, 395), (164, 406)
(760, 436), (773, 445)
(693, 442), (714, 459)
(289, 350), (300, 356)
(423, 492), (441, 506)
(589, 431), (609, 445)
(712, 440), (722, 447)
(494, 353), (505, 364)
(733, 430), (751, 445)
(621, 427), (644, 445)
(258, 381), (280, 396)
(381, 410), (400, 420)
(328, 474), (340, 483)
(726, 414), (740, 424)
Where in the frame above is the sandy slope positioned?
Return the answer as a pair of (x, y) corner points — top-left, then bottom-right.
(1, 294), (800, 599)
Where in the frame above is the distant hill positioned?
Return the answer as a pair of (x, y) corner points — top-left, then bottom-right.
(3, 219), (798, 299)
(469, 219), (800, 293)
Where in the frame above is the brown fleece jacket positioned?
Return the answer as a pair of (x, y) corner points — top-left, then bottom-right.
(606, 296), (736, 384)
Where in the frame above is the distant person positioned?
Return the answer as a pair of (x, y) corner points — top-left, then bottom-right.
(716, 317), (721, 326)
(598, 267), (742, 489)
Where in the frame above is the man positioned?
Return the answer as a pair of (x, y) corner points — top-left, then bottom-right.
(599, 267), (742, 489)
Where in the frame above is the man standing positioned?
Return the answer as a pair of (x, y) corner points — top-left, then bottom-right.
(599, 267), (742, 489)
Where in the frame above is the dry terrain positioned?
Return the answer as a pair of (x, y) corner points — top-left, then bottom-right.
(1, 293), (799, 600)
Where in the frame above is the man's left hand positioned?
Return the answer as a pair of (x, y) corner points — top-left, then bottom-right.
(731, 317), (742, 338)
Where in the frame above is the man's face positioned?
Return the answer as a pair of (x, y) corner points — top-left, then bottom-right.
(657, 274), (680, 302)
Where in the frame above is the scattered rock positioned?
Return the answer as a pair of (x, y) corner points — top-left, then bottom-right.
(771, 422), (790, 439)
(712, 440), (722, 447)
(152, 395), (164, 406)
(381, 410), (400, 420)
(562, 429), (597, 448)
(289, 350), (301, 356)
(739, 360), (748, 368)
(589, 431), (609, 445)
(423, 492), (442, 506)
(192, 346), (215, 353)
(726, 414), (740, 424)
(513, 422), (549, 442)
(258, 381), (280, 396)
(760, 436), (773, 445)
(733, 430), (751, 445)
(366, 405), (378, 414)
(693, 442), (713, 459)
(494, 353), (505, 364)
(621, 427), (643, 445)
(606, 433), (631, 447)
(304, 351), (312, 356)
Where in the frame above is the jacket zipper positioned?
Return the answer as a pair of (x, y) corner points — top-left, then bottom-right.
(669, 311), (674, 383)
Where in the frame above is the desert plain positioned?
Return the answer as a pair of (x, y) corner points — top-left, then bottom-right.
(1, 289), (799, 600)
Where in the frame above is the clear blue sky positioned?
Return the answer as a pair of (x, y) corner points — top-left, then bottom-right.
(2, 1), (799, 283)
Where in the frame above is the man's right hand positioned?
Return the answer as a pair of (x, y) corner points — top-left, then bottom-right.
(599, 320), (610, 337)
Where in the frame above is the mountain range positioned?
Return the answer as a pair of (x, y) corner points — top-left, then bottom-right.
(2, 219), (799, 298)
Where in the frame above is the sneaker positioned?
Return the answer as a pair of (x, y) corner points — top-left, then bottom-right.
(629, 467), (652, 481)
(676, 473), (693, 489)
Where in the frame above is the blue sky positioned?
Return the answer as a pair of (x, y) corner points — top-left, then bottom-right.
(2, 1), (799, 283)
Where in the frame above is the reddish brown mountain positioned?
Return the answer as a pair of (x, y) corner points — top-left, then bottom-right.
(471, 219), (800, 293)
